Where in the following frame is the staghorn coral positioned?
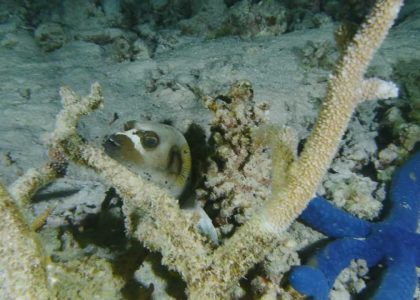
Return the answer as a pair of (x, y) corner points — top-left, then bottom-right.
(48, 83), (211, 287)
(8, 153), (67, 218)
(196, 1), (399, 297)
(0, 0), (404, 298)
(0, 183), (50, 299)
(0, 85), (126, 300)
(0, 140), (68, 299)
(290, 151), (420, 299)
(193, 0), (400, 296)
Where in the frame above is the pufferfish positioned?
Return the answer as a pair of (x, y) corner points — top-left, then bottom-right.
(104, 121), (191, 198)
(104, 121), (218, 244)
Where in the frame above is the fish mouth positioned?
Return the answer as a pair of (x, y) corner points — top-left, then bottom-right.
(103, 134), (122, 158)
(103, 134), (143, 165)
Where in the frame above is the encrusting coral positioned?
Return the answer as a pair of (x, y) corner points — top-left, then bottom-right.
(290, 151), (420, 299)
(198, 80), (275, 230)
(0, 0), (405, 298)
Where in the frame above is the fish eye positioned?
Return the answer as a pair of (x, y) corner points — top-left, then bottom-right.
(140, 131), (159, 149)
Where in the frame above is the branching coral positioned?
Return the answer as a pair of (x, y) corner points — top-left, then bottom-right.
(0, 183), (50, 299)
(8, 155), (67, 222)
(48, 83), (211, 285)
(290, 151), (420, 299)
(0, 0), (405, 298)
(191, 0), (400, 296)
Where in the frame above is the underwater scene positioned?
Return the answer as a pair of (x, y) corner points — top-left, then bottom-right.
(0, 0), (419, 299)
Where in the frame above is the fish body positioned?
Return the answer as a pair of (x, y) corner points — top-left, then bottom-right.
(104, 121), (218, 244)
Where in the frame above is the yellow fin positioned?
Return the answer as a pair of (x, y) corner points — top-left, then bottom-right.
(175, 143), (191, 189)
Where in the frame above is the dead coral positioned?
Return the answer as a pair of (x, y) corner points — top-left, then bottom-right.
(299, 40), (338, 70)
(199, 80), (299, 236)
(374, 59), (420, 181)
(34, 22), (66, 52)
(323, 173), (383, 219)
(179, 0), (288, 38)
(213, 0), (288, 38)
(198, 80), (272, 230)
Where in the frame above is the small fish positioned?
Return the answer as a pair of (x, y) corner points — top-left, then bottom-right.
(104, 121), (218, 244)
(104, 121), (191, 198)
